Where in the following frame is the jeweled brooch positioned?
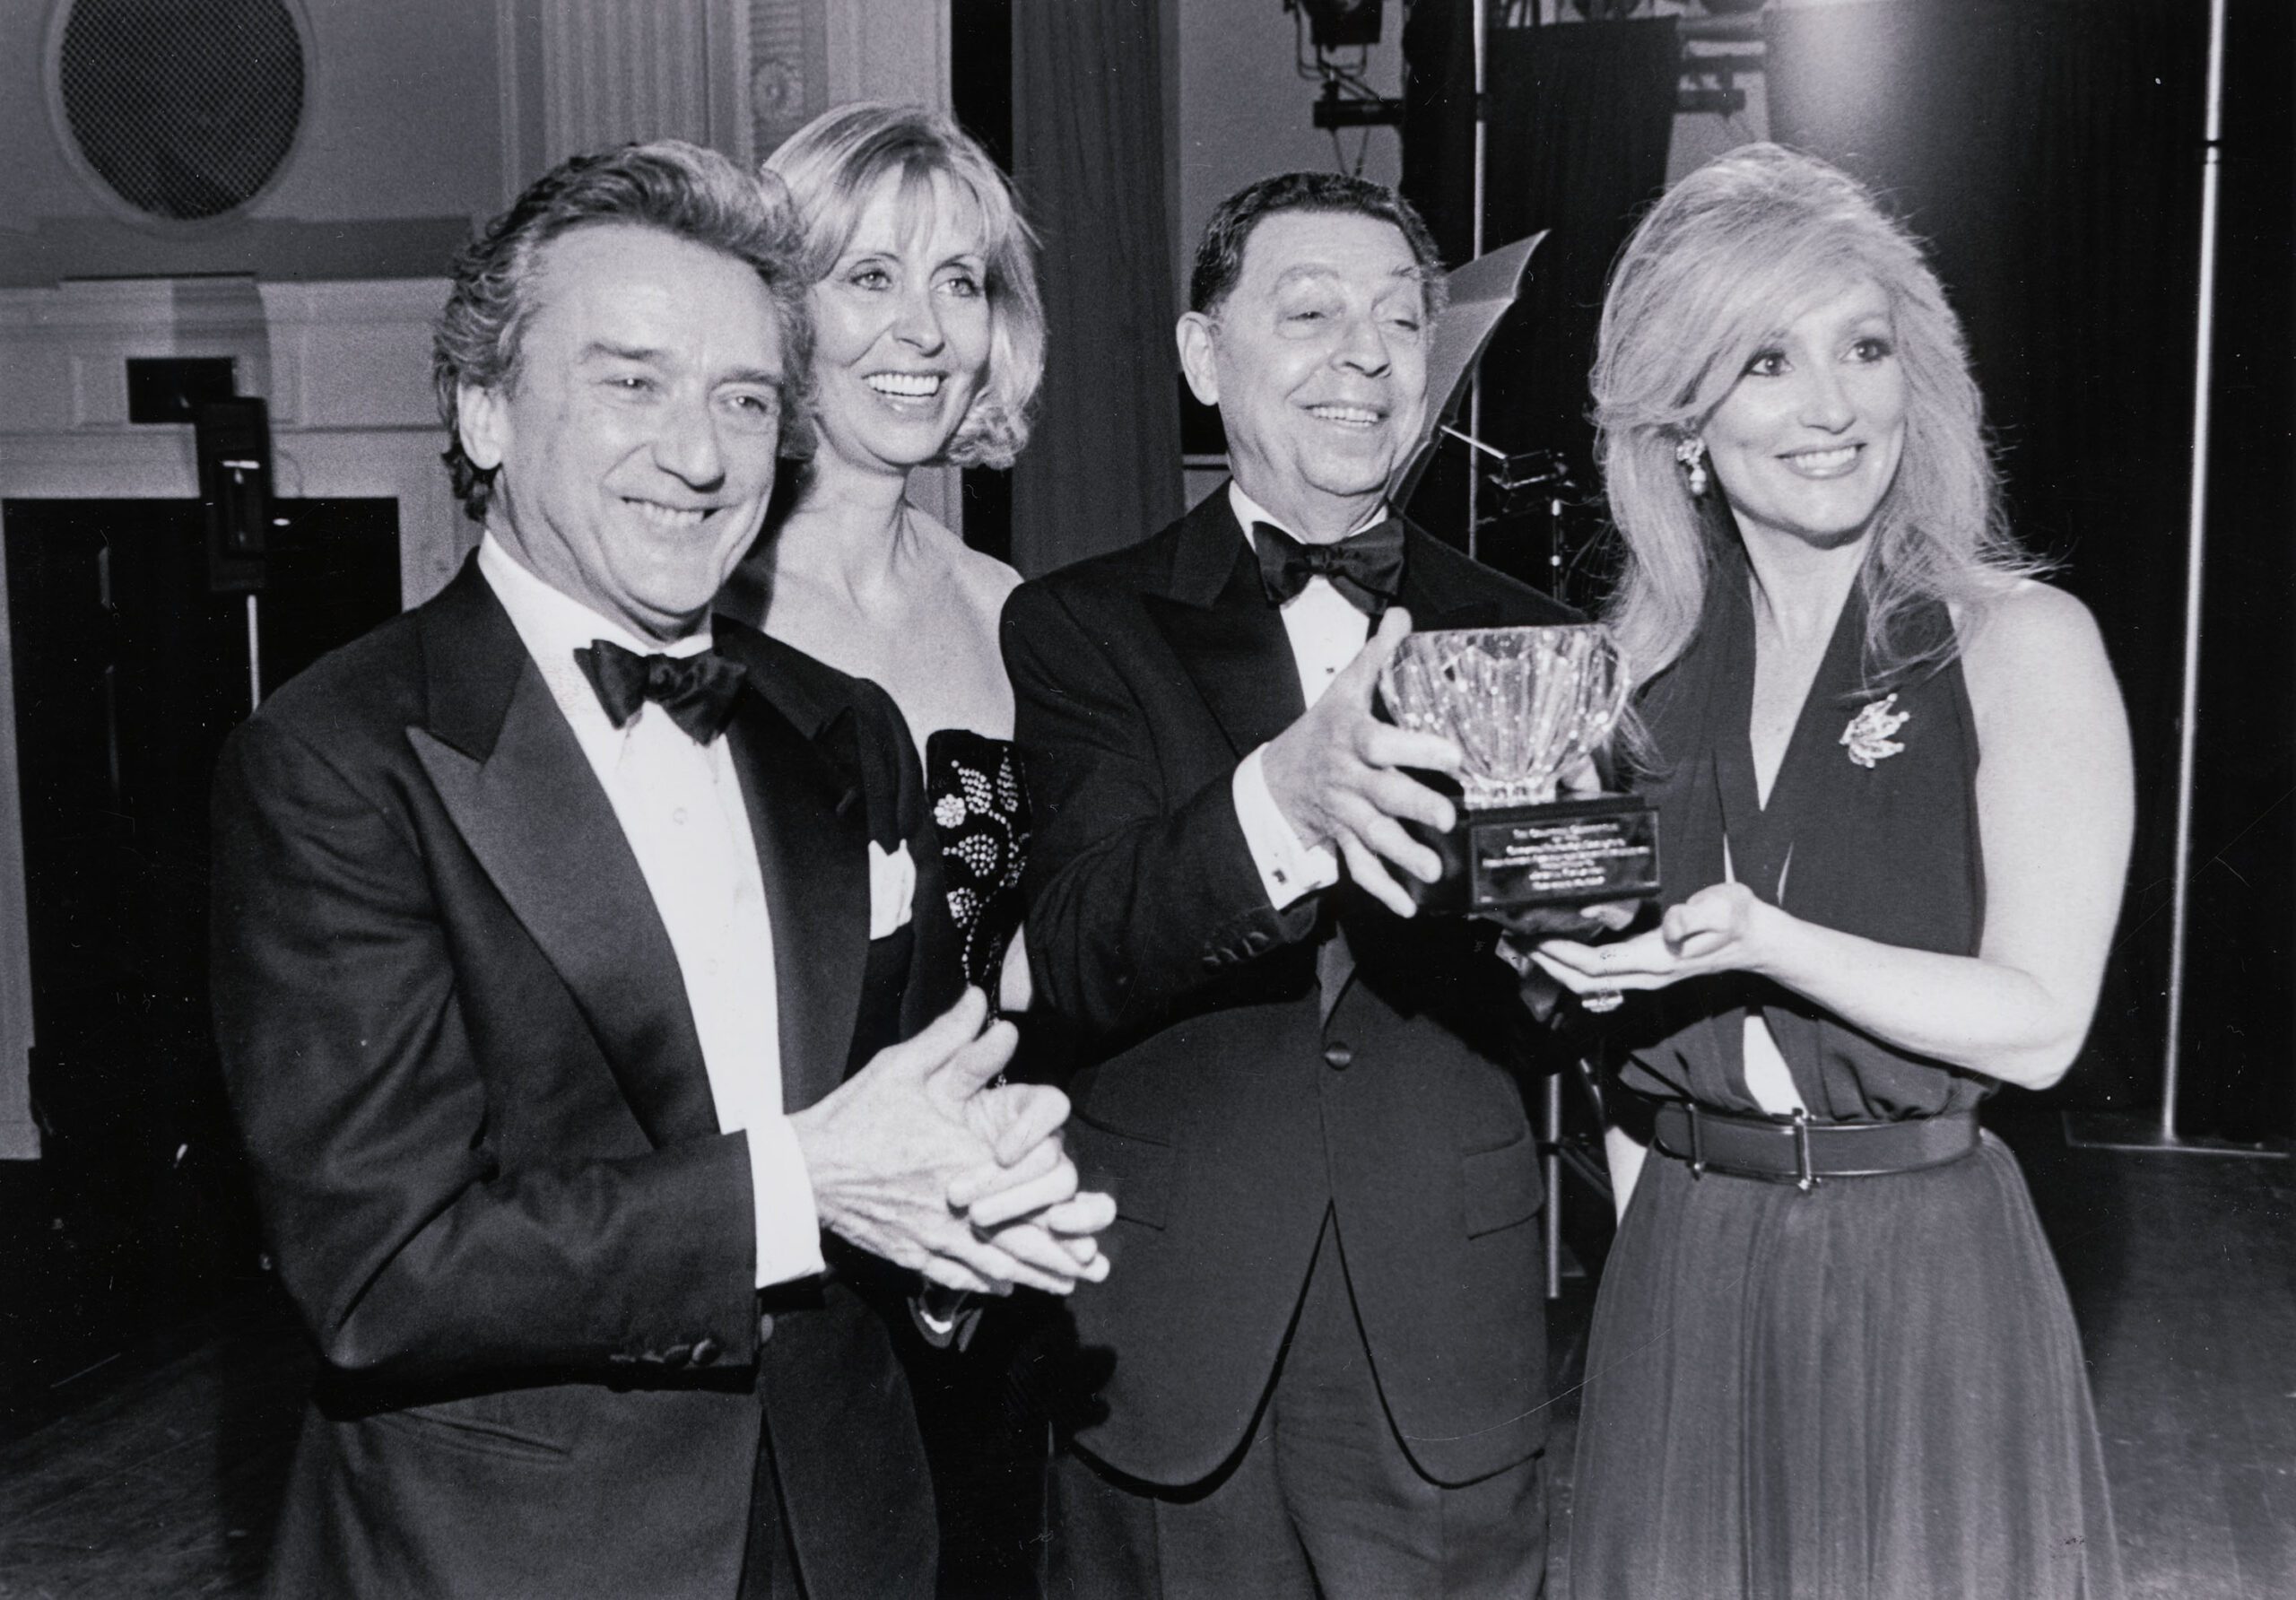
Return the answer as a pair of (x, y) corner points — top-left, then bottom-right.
(1840, 693), (1910, 768)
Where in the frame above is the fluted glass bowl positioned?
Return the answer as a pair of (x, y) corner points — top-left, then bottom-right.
(1379, 624), (1630, 809)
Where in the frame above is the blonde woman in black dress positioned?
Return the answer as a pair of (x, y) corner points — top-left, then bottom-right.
(1532, 145), (2130, 1599)
(722, 101), (1047, 1009)
(717, 101), (1085, 1595)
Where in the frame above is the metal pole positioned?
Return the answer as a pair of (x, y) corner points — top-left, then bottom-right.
(1465, 0), (1488, 559)
(245, 594), (264, 710)
(1542, 1069), (1563, 1300)
(1468, 5), (1487, 256)
(2161, 0), (2229, 1140)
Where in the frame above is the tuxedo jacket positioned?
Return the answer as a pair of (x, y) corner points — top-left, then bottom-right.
(1002, 489), (1578, 1490)
(210, 557), (956, 1600)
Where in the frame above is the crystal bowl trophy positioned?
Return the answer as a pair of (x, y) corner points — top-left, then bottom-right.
(1378, 624), (1660, 917)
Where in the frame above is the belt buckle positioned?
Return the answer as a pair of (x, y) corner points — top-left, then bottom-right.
(1686, 1101), (1706, 1179)
(1791, 1108), (1822, 1194)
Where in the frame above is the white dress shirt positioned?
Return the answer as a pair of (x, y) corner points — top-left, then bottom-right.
(1225, 482), (1388, 910)
(478, 535), (823, 1289)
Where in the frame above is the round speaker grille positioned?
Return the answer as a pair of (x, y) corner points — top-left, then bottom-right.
(54, 0), (307, 222)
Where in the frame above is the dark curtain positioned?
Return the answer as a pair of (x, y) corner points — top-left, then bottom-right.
(1770, 0), (2292, 1139)
(1478, 20), (1681, 595)
(1401, 13), (1681, 598)
(952, 0), (1016, 566)
(1399, 0), (1477, 273)
(1009, 0), (1183, 577)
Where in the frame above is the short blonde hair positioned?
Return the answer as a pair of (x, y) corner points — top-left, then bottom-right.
(1594, 143), (2039, 690)
(764, 101), (1044, 470)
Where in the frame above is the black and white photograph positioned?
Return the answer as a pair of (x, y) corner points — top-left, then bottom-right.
(0, 1), (2288, 1596)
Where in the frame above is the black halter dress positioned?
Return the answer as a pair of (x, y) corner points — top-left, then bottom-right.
(1565, 561), (2123, 1600)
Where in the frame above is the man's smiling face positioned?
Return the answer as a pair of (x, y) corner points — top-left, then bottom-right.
(458, 222), (787, 641)
(1179, 208), (1431, 541)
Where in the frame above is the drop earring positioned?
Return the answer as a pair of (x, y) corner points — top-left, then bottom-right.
(1674, 436), (1709, 498)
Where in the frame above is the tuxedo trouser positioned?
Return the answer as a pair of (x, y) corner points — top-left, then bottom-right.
(738, 1417), (803, 1600)
(1045, 1213), (1546, 1600)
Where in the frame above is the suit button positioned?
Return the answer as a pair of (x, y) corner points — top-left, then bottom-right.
(691, 1336), (722, 1367)
(757, 1312), (776, 1344)
(1323, 1040), (1353, 1071)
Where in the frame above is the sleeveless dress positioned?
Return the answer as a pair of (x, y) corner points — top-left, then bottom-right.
(1566, 561), (2124, 1600)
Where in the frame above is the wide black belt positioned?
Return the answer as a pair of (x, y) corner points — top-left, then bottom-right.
(1651, 1100), (1980, 1191)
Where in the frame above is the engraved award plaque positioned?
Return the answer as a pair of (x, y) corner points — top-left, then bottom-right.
(1378, 624), (1660, 916)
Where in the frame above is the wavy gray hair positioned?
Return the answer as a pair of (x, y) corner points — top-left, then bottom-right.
(432, 140), (815, 522)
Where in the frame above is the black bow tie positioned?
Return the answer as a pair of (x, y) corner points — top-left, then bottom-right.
(1252, 518), (1407, 613)
(573, 639), (747, 743)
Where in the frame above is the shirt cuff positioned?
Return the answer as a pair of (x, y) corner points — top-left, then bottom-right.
(746, 1116), (826, 1290)
(1232, 746), (1340, 910)
(916, 1288), (965, 1336)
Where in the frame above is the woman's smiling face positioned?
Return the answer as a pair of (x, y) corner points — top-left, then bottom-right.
(1701, 278), (1909, 550)
(807, 170), (994, 479)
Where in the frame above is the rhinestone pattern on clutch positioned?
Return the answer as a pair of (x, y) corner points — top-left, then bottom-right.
(924, 730), (1031, 1003)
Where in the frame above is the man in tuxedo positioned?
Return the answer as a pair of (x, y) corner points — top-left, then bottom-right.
(1004, 172), (1580, 1596)
(211, 141), (1109, 1600)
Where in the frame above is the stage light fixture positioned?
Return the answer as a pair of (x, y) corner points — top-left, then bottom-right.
(1297, 0), (1384, 50)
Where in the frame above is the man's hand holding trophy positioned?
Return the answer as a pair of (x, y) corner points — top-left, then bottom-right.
(1363, 234), (1661, 998)
(1378, 622), (1658, 917)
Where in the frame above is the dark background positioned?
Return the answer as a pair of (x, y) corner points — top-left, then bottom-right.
(1, 500), (399, 1423)
(1392, 0), (2294, 1143)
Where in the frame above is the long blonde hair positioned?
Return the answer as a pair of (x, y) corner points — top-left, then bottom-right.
(1594, 143), (2039, 692)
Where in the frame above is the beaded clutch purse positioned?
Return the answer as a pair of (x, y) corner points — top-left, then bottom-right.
(923, 729), (1032, 1009)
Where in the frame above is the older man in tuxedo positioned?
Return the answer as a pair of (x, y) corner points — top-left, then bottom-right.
(211, 141), (1109, 1600)
(1005, 172), (1580, 1597)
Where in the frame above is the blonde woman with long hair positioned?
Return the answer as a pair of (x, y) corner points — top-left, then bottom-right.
(1532, 144), (2129, 1599)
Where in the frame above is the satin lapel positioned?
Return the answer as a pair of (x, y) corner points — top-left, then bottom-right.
(1396, 526), (1507, 634)
(1319, 530), (1509, 1013)
(409, 635), (720, 1148)
(1709, 571), (1770, 891)
(1637, 587), (1731, 913)
(1319, 527), (1500, 1015)
(1143, 502), (1306, 759)
(723, 680), (868, 1116)
(1727, 576), (1870, 903)
(1764, 585), (1890, 915)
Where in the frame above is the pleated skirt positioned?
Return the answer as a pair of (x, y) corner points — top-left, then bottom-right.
(1567, 1131), (2123, 1600)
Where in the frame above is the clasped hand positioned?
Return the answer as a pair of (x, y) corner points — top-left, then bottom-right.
(792, 988), (1114, 1296)
(1525, 883), (1775, 999)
